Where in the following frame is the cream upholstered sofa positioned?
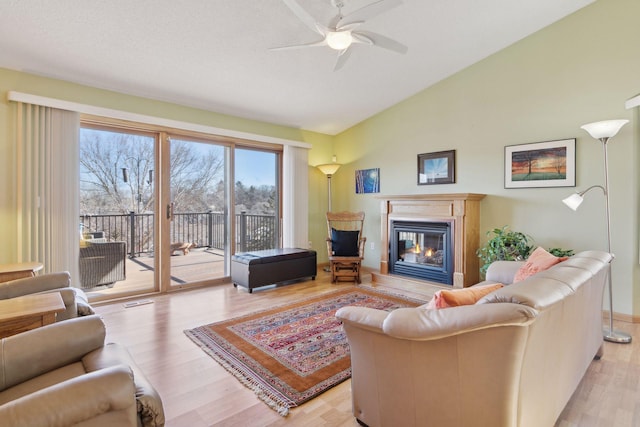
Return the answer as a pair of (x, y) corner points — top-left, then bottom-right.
(0, 315), (165, 426)
(335, 251), (612, 427)
(0, 271), (94, 320)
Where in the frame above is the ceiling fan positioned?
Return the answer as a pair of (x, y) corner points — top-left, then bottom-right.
(272, 0), (407, 71)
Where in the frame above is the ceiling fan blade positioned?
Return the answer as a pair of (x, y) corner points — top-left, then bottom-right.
(337, 0), (403, 27)
(282, 0), (327, 36)
(336, 21), (364, 32)
(270, 39), (327, 51)
(353, 31), (407, 54)
(333, 48), (353, 71)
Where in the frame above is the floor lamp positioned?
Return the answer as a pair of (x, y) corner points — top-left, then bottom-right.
(317, 163), (341, 212)
(562, 119), (631, 344)
(317, 163), (341, 272)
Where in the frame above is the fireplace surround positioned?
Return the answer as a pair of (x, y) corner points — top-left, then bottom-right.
(376, 193), (485, 288)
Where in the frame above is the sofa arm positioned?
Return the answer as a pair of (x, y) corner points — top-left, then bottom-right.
(0, 315), (106, 391)
(335, 306), (389, 333)
(0, 272), (71, 299)
(83, 343), (165, 427)
(486, 260), (525, 285)
(0, 365), (138, 427)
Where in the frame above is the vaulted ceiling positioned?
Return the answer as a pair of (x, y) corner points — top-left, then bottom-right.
(0, 0), (594, 135)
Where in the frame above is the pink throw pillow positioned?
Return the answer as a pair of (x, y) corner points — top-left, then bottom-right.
(513, 247), (567, 283)
(425, 282), (504, 309)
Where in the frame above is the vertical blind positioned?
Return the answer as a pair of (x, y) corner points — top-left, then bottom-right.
(282, 144), (309, 249)
(16, 103), (80, 279)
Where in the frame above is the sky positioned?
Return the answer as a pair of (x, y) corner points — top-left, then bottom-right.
(235, 148), (276, 187)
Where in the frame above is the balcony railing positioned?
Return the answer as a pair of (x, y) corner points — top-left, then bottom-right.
(80, 211), (277, 258)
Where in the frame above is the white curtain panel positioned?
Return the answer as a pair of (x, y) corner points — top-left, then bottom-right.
(16, 103), (80, 280)
(282, 145), (309, 249)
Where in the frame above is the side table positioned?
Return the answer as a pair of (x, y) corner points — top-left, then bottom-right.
(0, 292), (65, 338)
(0, 262), (44, 283)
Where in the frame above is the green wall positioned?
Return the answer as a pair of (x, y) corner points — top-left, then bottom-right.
(332, 0), (640, 317)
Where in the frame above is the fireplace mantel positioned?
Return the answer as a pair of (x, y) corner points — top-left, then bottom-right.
(377, 193), (485, 288)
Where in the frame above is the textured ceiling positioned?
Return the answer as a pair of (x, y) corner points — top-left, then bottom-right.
(0, 0), (594, 135)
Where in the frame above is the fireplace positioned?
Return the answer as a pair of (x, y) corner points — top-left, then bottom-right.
(390, 220), (453, 284)
(375, 193), (485, 288)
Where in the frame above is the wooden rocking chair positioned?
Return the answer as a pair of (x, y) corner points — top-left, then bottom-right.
(326, 211), (366, 283)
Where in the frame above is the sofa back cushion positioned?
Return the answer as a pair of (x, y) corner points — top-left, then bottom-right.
(477, 275), (574, 310)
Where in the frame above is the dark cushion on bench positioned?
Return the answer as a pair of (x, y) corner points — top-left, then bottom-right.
(232, 248), (316, 264)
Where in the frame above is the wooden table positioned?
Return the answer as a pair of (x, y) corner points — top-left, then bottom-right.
(0, 292), (65, 338)
(0, 262), (44, 283)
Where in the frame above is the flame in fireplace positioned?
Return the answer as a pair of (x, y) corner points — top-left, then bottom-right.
(414, 243), (421, 254)
(424, 247), (433, 257)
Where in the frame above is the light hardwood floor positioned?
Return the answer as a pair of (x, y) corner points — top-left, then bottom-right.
(93, 270), (640, 427)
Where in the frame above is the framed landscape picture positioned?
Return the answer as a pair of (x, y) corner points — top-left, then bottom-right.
(505, 138), (576, 188)
(355, 168), (380, 194)
(418, 150), (455, 185)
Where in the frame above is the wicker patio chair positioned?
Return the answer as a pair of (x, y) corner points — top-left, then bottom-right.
(79, 241), (127, 289)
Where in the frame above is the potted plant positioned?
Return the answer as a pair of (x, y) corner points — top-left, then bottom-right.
(477, 226), (533, 275)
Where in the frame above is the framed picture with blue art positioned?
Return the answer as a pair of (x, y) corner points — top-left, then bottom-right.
(355, 168), (380, 194)
(417, 150), (456, 185)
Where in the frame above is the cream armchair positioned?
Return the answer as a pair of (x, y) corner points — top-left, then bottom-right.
(0, 315), (165, 427)
(0, 272), (94, 320)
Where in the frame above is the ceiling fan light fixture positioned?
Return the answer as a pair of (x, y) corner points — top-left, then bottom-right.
(326, 31), (353, 50)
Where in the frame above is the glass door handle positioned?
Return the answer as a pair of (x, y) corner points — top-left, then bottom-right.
(167, 202), (174, 220)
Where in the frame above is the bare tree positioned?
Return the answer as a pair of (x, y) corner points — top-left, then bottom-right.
(169, 140), (224, 212)
(80, 130), (224, 214)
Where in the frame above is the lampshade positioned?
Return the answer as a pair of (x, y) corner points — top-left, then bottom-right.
(317, 163), (341, 176)
(562, 193), (584, 211)
(326, 31), (353, 50)
(581, 119), (629, 139)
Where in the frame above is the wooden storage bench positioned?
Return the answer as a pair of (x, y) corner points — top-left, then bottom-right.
(231, 248), (317, 293)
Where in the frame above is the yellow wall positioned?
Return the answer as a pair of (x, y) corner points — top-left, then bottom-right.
(333, 0), (640, 317)
(1, 0), (639, 317)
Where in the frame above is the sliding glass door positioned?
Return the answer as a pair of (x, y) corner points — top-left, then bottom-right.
(166, 136), (229, 289)
(79, 126), (157, 299)
(79, 120), (283, 299)
(234, 148), (280, 252)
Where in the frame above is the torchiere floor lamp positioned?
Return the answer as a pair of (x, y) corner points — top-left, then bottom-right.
(317, 162), (341, 212)
(562, 119), (631, 344)
(317, 162), (341, 272)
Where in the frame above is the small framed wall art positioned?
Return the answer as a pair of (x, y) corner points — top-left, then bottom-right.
(417, 150), (456, 185)
(355, 168), (380, 194)
(504, 138), (576, 188)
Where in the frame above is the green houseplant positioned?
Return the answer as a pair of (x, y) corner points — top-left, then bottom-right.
(477, 226), (533, 275)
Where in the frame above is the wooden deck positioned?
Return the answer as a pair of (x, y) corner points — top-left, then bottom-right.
(85, 248), (227, 299)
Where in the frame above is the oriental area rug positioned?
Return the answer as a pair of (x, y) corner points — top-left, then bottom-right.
(184, 287), (424, 416)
